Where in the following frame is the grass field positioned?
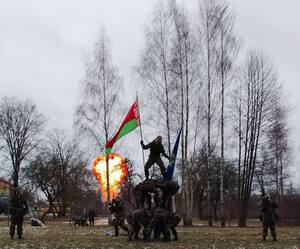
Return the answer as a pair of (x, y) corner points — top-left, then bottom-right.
(0, 223), (300, 249)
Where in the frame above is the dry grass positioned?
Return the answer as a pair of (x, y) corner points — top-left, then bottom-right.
(0, 223), (300, 249)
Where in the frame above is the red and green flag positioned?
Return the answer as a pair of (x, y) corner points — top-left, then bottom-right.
(105, 100), (140, 155)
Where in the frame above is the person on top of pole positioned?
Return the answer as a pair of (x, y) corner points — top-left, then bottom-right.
(140, 136), (170, 179)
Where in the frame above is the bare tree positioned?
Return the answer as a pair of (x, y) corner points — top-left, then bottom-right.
(0, 97), (45, 189)
(24, 130), (92, 221)
(47, 129), (90, 217)
(75, 28), (121, 205)
(214, 1), (239, 227)
(136, 0), (176, 155)
(235, 50), (280, 226)
(267, 104), (290, 199)
(198, 0), (221, 226)
(171, 0), (200, 226)
(254, 101), (290, 215)
(137, 0), (200, 226)
(24, 151), (62, 221)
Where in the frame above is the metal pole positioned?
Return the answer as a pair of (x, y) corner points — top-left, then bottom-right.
(137, 95), (145, 167)
(105, 155), (110, 206)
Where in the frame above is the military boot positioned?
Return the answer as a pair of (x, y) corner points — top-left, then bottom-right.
(10, 225), (15, 239)
(17, 225), (23, 239)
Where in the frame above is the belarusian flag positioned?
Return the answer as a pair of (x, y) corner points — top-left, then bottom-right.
(105, 99), (140, 155)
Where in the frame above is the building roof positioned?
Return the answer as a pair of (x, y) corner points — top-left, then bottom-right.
(0, 178), (11, 185)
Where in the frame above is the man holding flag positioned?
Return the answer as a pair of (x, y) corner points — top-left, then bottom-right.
(104, 96), (180, 193)
(140, 136), (171, 179)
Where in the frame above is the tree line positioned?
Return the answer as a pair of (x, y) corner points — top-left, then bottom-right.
(0, 0), (291, 226)
(0, 97), (97, 221)
(136, 0), (290, 226)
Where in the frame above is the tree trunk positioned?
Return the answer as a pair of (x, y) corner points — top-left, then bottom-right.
(220, 28), (225, 227)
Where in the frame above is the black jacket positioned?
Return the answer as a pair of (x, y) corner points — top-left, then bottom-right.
(88, 210), (95, 220)
(109, 199), (125, 217)
(141, 141), (169, 159)
(261, 198), (278, 225)
(10, 196), (28, 222)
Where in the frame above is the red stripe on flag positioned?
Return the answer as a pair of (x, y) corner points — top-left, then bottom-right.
(105, 100), (140, 153)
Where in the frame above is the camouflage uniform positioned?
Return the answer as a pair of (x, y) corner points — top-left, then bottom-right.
(260, 195), (278, 241)
(144, 208), (170, 242)
(109, 198), (129, 236)
(127, 208), (152, 241)
(10, 193), (28, 239)
(159, 180), (180, 211)
(154, 212), (180, 241)
(133, 179), (161, 208)
(141, 137), (170, 179)
(168, 213), (181, 240)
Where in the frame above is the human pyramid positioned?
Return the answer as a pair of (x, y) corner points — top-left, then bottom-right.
(109, 136), (181, 242)
(128, 179), (180, 241)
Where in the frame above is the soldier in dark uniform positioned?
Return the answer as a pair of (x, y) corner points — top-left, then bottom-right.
(260, 194), (278, 241)
(154, 212), (180, 241)
(168, 213), (181, 241)
(159, 180), (180, 211)
(144, 207), (170, 242)
(141, 136), (170, 179)
(109, 197), (129, 236)
(133, 179), (161, 208)
(9, 190), (29, 239)
(88, 208), (95, 226)
(127, 208), (152, 241)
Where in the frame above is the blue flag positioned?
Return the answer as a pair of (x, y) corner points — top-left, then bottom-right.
(164, 128), (182, 181)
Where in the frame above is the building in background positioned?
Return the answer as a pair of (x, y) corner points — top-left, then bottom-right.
(0, 178), (11, 197)
(0, 178), (11, 215)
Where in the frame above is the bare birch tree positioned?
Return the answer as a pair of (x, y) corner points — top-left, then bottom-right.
(198, 0), (221, 226)
(0, 97), (45, 189)
(214, 1), (239, 227)
(136, 0), (175, 155)
(267, 104), (290, 199)
(171, 0), (200, 226)
(75, 28), (121, 205)
(235, 49), (281, 226)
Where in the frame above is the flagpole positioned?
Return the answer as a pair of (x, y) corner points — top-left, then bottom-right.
(101, 145), (111, 222)
(106, 154), (110, 203)
(136, 95), (145, 166)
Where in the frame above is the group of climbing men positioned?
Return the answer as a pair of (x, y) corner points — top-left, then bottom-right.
(109, 135), (280, 242)
(109, 135), (181, 241)
(8, 135), (279, 242)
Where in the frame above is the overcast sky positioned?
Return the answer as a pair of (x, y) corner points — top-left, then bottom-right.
(0, 0), (299, 183)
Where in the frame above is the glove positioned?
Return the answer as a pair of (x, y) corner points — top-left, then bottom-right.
(140, 140), (144, 145)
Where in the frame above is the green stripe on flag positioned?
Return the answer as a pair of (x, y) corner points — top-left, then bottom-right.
(105, 119), (137, 155)
(105, 147), (112, 155)
(116, 119), (138, 141)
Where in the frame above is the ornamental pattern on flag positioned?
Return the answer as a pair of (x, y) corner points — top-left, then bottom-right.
(105, 100), (140, 155)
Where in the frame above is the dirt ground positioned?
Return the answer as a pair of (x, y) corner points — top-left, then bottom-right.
(0, 220), (300, 249)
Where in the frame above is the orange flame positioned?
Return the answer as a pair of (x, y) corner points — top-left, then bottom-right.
(93, 153), (128, 202)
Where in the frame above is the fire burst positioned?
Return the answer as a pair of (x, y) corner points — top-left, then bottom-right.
(93, 153), (128, 202)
